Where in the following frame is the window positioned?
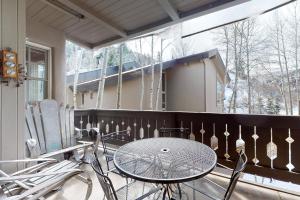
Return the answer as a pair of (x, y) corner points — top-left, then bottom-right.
(26, 42), (51, 102)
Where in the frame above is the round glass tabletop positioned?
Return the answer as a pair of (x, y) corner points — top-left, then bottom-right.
(113, 137), (217, 183)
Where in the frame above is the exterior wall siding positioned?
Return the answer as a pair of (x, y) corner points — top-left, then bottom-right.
(166, 61), (206, 112)
(68, 59), (223, 113)
(69, 71), (162, 110)
(26, 19), (66, 103)
(205, 59), (218, 112)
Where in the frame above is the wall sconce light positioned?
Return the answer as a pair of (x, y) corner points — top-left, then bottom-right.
(0, 47), (26, 87)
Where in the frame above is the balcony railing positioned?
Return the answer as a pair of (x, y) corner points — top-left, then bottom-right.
(74, 109), (300, 184)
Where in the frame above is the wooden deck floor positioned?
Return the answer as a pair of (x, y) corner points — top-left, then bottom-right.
(45, 154), (300, 200)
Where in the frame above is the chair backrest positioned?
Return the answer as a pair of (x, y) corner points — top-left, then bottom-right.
(39, 100), (62, 153)
(101, 130), (131, 154)
(25, 99), (76, 158)
(0, 185), (7, 199)
(224, 151), (247, 200)
(91, 155), (118, 200)
(159, 127), (189, 138)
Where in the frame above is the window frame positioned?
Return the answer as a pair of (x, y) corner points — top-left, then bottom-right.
(26, 41), (52, 101)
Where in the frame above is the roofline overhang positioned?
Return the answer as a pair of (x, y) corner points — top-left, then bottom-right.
(91, 0), (249, 50)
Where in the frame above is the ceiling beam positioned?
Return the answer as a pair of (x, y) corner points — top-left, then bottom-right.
(49, 0), (127, 38)
(65, 34), (93, 49)
(157, 0), (179, 21)
(93, 0), (248, 49)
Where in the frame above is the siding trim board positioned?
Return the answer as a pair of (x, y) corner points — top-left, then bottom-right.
(0, 0), (26, 171)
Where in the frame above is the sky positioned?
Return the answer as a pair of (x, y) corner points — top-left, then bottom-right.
(181, 0), (294, 55)
(125, 0), (294, 61)
(182, 0), (292, 37)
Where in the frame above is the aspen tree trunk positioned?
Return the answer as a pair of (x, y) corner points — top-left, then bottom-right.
(73, 50), (83, 109)
(155, 38), (163, 110)
(116, 44), (123, 109)
(233, 23), (244, 113)
(149, 35), (155, 110)
(223, 26), (229, 113)
(275, 23), (289, 115)
(139, 39), (145, 110)
(280, 23), (293, 115)
(245, 21), (251, 114)
(293, 4), (299, 115)
(229, 25), (239, 113)
(96, 48), (109, 109)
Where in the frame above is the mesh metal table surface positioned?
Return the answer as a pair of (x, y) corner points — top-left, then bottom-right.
(113, 137), (217, 184)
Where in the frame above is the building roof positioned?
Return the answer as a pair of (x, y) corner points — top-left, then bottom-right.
(26, 0), (246, 49)
(68, 49), (226, 92)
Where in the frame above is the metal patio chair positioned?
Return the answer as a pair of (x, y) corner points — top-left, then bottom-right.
(0, 99), (100, 199)
(0, 158), (91, 200)
(98, 129), (131, 174)
(159, 127), (189, 138)
(91, 154), (161, 200)
(24, 100), (94, 162)
(183, 151), (247, 200)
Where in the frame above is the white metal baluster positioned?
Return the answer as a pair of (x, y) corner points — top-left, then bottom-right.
(224, 124), (230, 160)
(267, 128), (277, 169)
(252, 126), (259, 165)
(211, 123), (218, 150)
(285, 128), (295, 172)
(200, 122), (205, 143)
(236, 125), (245, 153)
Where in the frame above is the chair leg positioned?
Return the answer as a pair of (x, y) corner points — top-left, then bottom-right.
(142, 181), (145, 194)
(73, 149), (81, 162)
(75, 173), (93, 200)
(177, 183), (182, 199)
(82, 147), (93, 164)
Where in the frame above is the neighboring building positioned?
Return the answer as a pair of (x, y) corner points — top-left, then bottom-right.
(66, 49), (227, 113)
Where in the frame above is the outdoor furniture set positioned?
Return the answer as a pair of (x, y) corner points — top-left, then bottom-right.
(0, 99), (247, 200)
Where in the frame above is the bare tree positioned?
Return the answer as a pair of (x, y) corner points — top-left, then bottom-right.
(290, 2), (300, 114)
(73, 49), (83, 108)
(228, 23), (242, 113)
(149, 35), (155, 110)
(279, 20), (293, 115)
(131, 38), (147, 110)
(116, 44), (123, 109)
(96, 48), (109, 109)
(155, 38), (164, 110)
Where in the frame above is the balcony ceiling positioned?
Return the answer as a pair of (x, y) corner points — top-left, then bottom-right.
(26, 0), (247, 49)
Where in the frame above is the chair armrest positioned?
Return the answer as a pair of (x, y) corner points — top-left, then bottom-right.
(91, 127), (100, 133)
(0, 169), (82, 182)
(0, 158), (57, 164)
(11, 161), (56, 176)
(135, 186), (162, 200)
(39, 143), (92, 158)
(217, 163), (233, 171)
(11, 170), (82, 200)
(77, 141), (93, 145)
(202, 177), (227, 191)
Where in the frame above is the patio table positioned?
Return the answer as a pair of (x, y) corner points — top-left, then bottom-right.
(113, 137), (217, 199)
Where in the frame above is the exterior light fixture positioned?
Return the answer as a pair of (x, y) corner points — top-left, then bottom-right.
(0, 48), (26, 87)
(0, 49), (18, 79)
(45, 0), (85, 19)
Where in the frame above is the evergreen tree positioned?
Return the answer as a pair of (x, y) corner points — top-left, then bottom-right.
(257, 96), (265, 114)
(266, 97), (275, 114)
(274, 97), (281, 114)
